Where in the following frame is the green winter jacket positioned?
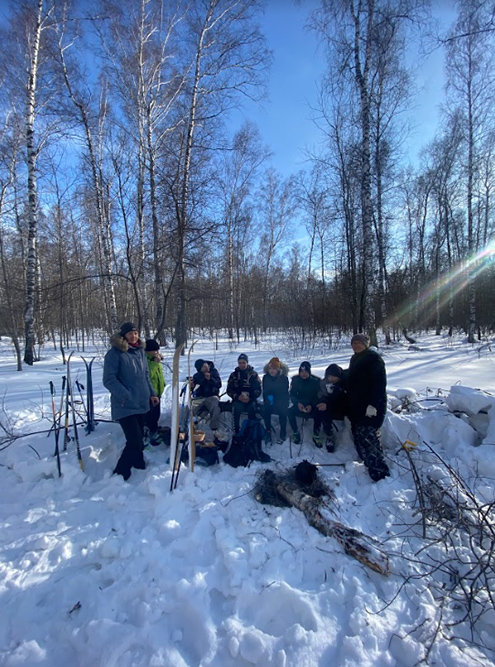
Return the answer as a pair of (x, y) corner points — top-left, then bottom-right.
(146, 353), (166, 397)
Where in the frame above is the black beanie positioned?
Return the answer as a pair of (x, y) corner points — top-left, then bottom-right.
(238, 353), (248, 362)
(299, 361), (311, 373)
(145, 339), (160, 352)
(195, 358), (206, 371)
(325, 363), (342, 378)
(120, 322), (138, 337)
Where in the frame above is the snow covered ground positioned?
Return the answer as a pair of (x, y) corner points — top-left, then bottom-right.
(1, 331), (495, 666)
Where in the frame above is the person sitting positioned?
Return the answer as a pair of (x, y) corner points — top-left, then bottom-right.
(262, 357), (289, 444)
(288, 361), (322, 446)
(144, 339), (166, 446)
(316, 363), (346, 452)
(190, 359), (222, 432)
(227, 353), (261, 433)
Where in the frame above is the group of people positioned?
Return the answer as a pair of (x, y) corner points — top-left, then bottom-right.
(189, 333), (389, 482)
(103, 322), (390, 483)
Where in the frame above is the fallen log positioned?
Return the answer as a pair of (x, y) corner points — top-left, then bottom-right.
(276, 479), (390, 576)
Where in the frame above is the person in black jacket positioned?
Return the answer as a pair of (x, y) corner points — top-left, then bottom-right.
(288, 361), (322, 446)
(190, 359), (222, 431)
(346, 333), (390, 482)
(227, 354), (262, 433)
(262, 357), (289, 443)
(316, 363), (346, 453)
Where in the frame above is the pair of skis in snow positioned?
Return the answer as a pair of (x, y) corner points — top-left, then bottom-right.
(169, 341), (200, 490)
(49, 354), (96, 476)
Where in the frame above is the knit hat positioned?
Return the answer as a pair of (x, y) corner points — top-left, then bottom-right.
(351, 333), (370, 348)
(238, 353), (249, 362)
(145, 339), (160, 352)
(194, 358), (206, 372)
(268, 357), (281, 370)
(120, 322), (138, 337)
(325, 363), (342, 378)
(299, 361), (311, 373)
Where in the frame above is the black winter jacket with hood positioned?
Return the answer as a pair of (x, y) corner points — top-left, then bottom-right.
(346, 347), (387, 428)
(192, 359), (222, 398)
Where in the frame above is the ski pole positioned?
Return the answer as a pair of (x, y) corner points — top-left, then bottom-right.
(49, 381), (62, 478)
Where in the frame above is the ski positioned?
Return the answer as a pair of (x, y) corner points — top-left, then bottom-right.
(67, 352), (84, 471)
(49, 381), (62, 478)
(169, 343), (184, 489)
(82, 357), (96, 433)
(63, 368), (71, 452)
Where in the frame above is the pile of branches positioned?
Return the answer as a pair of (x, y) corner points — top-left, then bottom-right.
(399, 443), (495, 657)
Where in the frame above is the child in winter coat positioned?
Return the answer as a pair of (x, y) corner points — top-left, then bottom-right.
(288, 361), (322, 446)
(190, 359), (222, 431)
(316, 363), (346, 452)
(144, 339), (166, 446)
(262, 357), (289, 443)
(227, 353), (262, 433)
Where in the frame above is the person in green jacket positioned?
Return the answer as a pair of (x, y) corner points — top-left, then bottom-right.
(145, 339), (166, 445)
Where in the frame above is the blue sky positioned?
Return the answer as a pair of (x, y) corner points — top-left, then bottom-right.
(231, 0), (456, 179)
(230, 0), (324, 178)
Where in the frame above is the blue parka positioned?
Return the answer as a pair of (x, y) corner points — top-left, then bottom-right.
(103, 334), (156, 421)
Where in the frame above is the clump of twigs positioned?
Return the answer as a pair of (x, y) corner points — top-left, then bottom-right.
(396, 442), (495, 658)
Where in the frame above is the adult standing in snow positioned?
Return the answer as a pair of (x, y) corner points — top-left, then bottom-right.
(227, 353), (261, 433)
(288, 361), (322, 446)
(144, 339), (166, 446)
(190, 359), (222, 431)
(262, 357), (289, 443)
(103, 322), (159, 480)
(316, 363), (347, 452)
(346, 333), (390, 482)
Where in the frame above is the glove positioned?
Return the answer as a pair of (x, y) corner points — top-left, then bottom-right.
(365, 405), (377, 418)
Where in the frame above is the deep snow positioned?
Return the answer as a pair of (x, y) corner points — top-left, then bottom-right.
(1, 332), (495, 666)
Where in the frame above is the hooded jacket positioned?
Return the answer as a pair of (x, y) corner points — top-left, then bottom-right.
(146, 353), (166, 397)
(262, 361), (289, 409)
(192, 359), (222, 398)
(227, 365), (261, 401)
(346, 347), (387, 427)
(317, 364), (346, 420)
(103, 334), (156, 421)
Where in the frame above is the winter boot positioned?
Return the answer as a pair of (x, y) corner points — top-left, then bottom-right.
(292, 431), (301, 445)
(325, 434), (336, 453)
(312, 433), (323, 448)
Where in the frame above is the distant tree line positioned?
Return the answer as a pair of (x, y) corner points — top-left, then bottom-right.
(0, 0), (494, 370)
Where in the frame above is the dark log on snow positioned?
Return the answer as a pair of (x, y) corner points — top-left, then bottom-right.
(276, 480), (390, 576)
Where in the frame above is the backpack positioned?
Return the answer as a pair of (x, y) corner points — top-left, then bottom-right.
(223, 419), (271, 468)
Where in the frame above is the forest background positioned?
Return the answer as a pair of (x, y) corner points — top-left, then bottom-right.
(1, 0), (495, 369)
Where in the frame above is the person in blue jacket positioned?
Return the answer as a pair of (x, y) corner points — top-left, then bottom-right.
(103, 322), (159, 480)
(262, 357), (289, 443)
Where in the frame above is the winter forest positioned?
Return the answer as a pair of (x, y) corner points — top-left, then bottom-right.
(1, 0), (495, 366)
